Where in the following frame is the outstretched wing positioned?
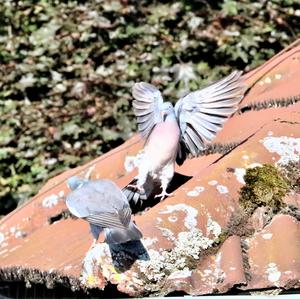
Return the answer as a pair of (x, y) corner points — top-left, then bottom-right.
(175, 71), (246, 164)
(132, 82), (164, 140)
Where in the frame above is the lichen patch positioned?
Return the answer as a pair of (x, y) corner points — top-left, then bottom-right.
(15, 230), (25, 238)
(58, 190), (65, 198)
(264, 77), (272, 84)
(168, 268), (192, 280)
(186, 190), (199, 197)
(206, 217), (222, 238)
(214, 252), (225, 282)
(159, 204), (198, 230)
(234, 168), (246, 184)
(266, 263), (281, 283)
(42, 194), (59, 208)
(137, 228), (219, 287)
(262, 136), (300, 165)
(168, 216), (178, 223)
(187, 186), (205, 197)
(142, 237), (158, 247)
(262, 233), (273, 240)
(234, 164), (263, 185)
(208, 180), (218, 186)
(216, 185), (229, 194)
(80, 243), (110, 287)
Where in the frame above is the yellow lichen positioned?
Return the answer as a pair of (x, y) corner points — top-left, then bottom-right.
(86, 274), (98, 287)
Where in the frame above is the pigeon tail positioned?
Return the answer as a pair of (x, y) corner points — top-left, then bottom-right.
(122, 184), (147, 206)
(104, 221), (143, 244)
(122, 176), (157, 208)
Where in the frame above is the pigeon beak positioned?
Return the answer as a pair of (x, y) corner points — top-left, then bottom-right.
(161, 110), (167, 121)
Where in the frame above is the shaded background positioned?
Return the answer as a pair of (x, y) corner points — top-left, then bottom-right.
(0, 0), (299, 215)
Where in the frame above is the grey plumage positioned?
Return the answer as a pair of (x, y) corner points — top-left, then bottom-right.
(125, 71), (246, 201)
(66, 176), (142, 245)
(175, 71), (245, 163)
(132, 82), (164, 140)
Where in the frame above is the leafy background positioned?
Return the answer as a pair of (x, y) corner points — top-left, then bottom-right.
(0, 0), (299, 215)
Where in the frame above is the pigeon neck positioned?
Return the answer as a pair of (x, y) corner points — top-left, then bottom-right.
(164, 112), (177, 122)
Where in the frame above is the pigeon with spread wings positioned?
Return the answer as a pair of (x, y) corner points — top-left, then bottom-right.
(125, 71), (246, 201)
(66, 176), (142, 247)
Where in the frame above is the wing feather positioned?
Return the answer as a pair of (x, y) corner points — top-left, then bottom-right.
(184, 129), (198, 156)
(86, 213), (126, 230)
(86, 204), (131, 229)
(200, 97), (242, 108)
(196, 112), (227, 125)
(118, 205), (132, 227)
(190, 114), (221, 137)
(186, 126), (205, 153)
(132, 82), (164, 140)
(137, 118), (155, 132)
(175, 71), (246, 164)
(198, 106), (238, 116)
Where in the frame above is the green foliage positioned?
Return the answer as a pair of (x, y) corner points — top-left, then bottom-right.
(0, 0), (299, 215)
(239, 164), (289, 213)
(222, 0), (238, 16)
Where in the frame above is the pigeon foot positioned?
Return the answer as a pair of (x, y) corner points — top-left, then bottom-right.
(154, 191), (173, 201)
(127, 184), (145, 193)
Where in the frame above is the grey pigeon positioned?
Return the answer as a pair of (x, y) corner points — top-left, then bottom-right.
(125, 71), (246, 201)
(66, 176), (142, 246)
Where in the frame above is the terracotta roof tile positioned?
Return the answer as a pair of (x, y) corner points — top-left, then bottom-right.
(243, 214), (300, 290)
(0, 40), (300, 296)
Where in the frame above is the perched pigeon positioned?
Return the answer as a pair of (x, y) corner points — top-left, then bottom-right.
(66, 176), (142, 246)
(125, 71), (246, 201)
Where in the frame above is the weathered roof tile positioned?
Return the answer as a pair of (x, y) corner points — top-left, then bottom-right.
(242, 214), (300, 290)
(0, 40), (300, 296)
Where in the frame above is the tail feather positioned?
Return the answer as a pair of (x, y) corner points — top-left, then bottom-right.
(122, 177), (156, 208)
(123, 186), (147, 205)
(104, 221), (143, 244)
(122, 178), (148, 206)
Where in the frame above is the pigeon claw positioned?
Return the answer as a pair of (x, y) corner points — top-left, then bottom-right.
(154, 191), (173, 201)
(127, 184), (145, 193)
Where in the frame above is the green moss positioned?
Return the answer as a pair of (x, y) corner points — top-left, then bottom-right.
(239, 164), (289, 213)
(215, 232), (228, 244)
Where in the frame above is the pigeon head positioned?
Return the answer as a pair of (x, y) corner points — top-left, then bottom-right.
(162, 102), (175, 121)
(67, 176), (86, 190)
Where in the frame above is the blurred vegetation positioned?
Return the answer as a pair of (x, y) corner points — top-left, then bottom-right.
(0, 0), (299, 215)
